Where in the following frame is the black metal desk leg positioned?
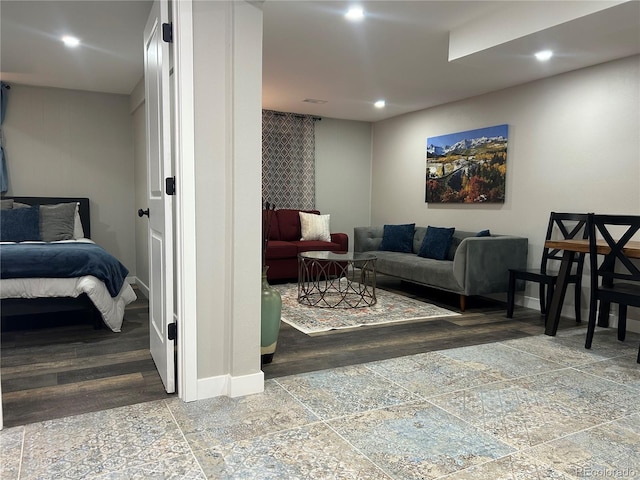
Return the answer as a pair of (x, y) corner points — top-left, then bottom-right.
(545, 250), (575, 336)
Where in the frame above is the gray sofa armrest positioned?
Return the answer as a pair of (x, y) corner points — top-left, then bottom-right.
(453, 236), (528, 295)
(354, 226), (384, 252)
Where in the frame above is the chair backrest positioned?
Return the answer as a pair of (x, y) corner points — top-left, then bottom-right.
(541, 212), (590, 274)
(588, 213), (640, 286)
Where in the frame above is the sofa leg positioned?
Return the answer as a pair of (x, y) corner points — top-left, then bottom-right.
(459, 295), (466, 312)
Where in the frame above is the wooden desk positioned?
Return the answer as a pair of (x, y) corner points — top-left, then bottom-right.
(544, 239), (640, 335)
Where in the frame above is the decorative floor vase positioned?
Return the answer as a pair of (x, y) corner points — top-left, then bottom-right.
(261, 266), (282, 364)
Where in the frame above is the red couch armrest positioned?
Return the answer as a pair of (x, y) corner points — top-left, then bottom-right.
(330, 232), (349, 252)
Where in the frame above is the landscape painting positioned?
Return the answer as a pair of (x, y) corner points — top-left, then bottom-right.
(426, 124), (508, 203)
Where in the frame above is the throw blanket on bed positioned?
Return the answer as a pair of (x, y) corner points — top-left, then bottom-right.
(0, 243), (129, 297)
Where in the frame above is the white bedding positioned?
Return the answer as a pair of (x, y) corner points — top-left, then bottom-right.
(0, 239), (137, 332)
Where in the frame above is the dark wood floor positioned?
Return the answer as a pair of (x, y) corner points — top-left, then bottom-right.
(262, 276), (582, 379)
(1, 287), (172, 428)
(2, 278), (580, 428)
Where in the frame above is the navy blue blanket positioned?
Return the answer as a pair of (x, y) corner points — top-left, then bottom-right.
(0, 243), (129, 297)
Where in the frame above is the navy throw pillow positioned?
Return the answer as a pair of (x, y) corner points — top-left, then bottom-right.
(379, 223), (415, 253)
(418, 226), (455, 260)
(476, 229), (491, 237)
(1, 205), (41, 242)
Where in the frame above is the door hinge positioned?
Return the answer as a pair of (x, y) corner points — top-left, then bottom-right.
(162, 23), (173, 43)
(168, 322), (177, 341)
(165, 176), (176, 195)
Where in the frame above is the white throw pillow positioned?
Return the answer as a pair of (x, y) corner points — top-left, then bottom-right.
(299, 212), (331, 242)
(73, 202), (85, 239)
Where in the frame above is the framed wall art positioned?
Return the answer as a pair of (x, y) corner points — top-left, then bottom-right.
(426, 124), (508, 203)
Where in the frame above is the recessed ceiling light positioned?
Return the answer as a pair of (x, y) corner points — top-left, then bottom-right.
(345, 7), (364, 21)
(62, 35), (80, 48)
(374, 100), (386, 108)
(534, 50), (553, 61)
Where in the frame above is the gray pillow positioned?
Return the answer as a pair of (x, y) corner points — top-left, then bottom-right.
(40, 203), (77, 241)
(1, 199), (13, 209)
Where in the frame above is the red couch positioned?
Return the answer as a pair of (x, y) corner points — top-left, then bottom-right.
(264, 209), (349, 281)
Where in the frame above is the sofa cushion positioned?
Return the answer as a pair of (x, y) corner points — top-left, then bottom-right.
(276, 209), (320, 241)
(291, 240), (342, 253)
(264, 240), (298, 260)
(379, 223), (415, 253)
(418, 226), (455, 260)
(372, 251), (462, 292)
(299, 212), (331, 242)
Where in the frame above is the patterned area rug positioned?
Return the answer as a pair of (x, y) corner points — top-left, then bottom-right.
(274, 283), (459, 335)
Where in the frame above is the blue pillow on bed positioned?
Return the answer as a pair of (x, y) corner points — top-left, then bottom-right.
(1, 206), (41, 242)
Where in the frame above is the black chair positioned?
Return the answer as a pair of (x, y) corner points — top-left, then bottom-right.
(507, 212), (589, 322)
(585, 214), (640, 363)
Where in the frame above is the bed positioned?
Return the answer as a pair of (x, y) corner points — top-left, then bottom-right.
(0, 196), (137, 332)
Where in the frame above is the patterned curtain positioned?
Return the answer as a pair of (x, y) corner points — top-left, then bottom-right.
(262, 110), (316, 209)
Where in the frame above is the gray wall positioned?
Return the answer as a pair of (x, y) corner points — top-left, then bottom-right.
(2, 84), (137, 274)
(315, 117), (372, 250)
(370, 55), (640, 323)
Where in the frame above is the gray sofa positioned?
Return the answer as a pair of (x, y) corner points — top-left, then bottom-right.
(354, 226), (528, 311)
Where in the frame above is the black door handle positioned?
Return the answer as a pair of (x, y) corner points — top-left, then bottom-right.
(138, 208), (149, 218)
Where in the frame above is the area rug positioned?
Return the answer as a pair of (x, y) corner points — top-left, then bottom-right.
(273, 283), (459, 335)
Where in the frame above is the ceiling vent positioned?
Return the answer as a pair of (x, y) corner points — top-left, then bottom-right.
(302, 98), (328, 104)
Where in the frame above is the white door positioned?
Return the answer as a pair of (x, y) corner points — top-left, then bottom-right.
(144, 0), (175, 393)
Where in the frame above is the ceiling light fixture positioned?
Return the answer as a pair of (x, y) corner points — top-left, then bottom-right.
(345, 7), (364, 21)
(62, 35), (80, 48)
(534, 50), (553, 61)
(374, 100), (386, 108)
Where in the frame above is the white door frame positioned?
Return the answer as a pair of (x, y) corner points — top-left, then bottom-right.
(172, 0), (198, 401)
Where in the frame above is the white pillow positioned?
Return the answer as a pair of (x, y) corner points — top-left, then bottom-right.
(299, 212), (331, 242)
(73, 202), (85, 239)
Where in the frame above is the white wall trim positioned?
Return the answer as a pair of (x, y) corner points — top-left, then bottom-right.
(197, 372), (264, 400)
(134, 277), (150, 299)
(516, 294), (640, 334)
(173, 0), (199, 403)
(229, 372), (265, 398)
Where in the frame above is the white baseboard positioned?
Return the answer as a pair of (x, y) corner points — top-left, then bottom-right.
(516, 294), (640, 334)
(229, 372), (265, 398)
(196, 372), (264, 400)
(134, 277), (150, 299)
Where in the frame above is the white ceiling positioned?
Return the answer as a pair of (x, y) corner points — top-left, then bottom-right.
(0, 1), (153, 96)
(2, 1), (639, 122)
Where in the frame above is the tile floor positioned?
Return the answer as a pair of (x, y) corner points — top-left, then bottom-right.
(2, 327), (639, 479)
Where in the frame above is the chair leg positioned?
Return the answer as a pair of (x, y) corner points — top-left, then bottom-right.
(574, 283), (581, 324)
(544, 283), (554, 322)
(618, 304), (627, 342)
(460, 295), (466, 312)
(539, 283), (546, 315)
(585, 299), (598, 349)
(507, 272), (516, 318)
